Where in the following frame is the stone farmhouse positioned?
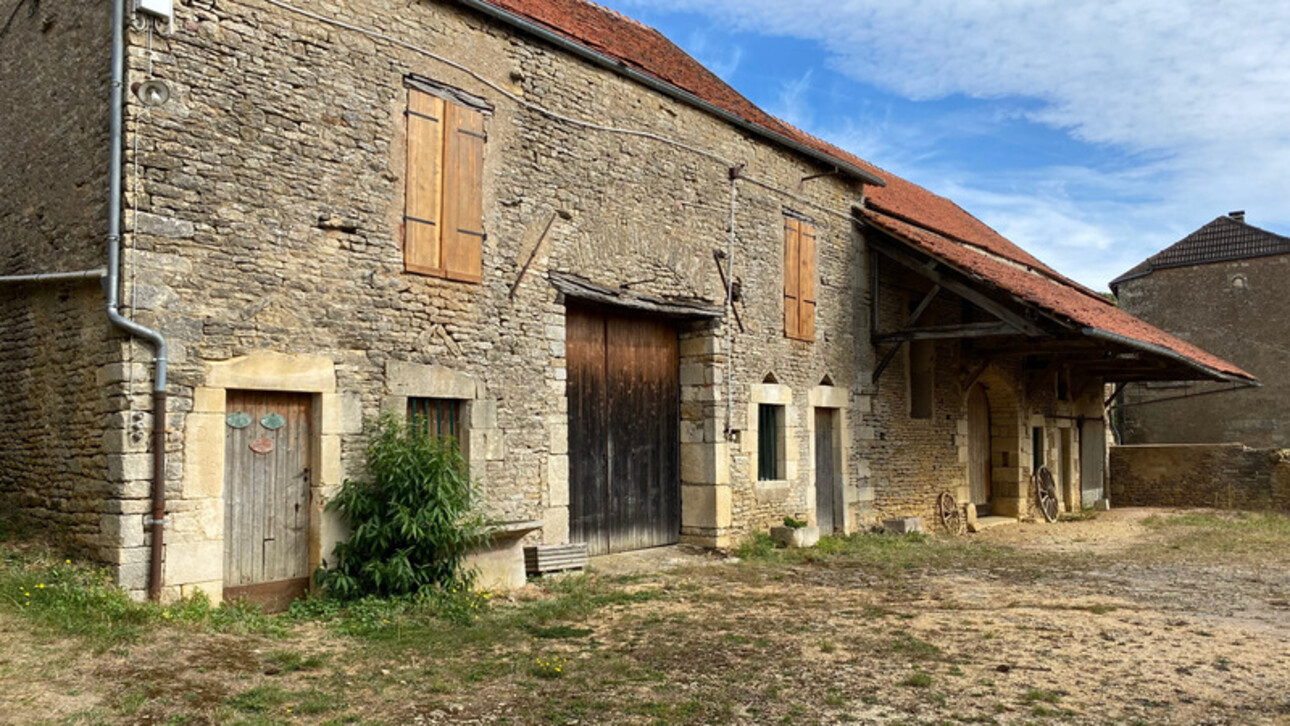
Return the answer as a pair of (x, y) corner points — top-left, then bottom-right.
(0, 0), (1252, 603)
(1112, 212), (1288, 448)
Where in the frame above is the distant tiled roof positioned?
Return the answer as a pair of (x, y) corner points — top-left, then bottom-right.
(468, 0), (1252, 383)
(1111, 215), (1290, 287)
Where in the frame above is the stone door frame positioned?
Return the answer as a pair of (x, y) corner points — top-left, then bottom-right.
(176, 352), (345, 603)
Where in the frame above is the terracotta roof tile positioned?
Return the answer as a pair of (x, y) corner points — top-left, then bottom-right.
(863, 211), (1254, 381)
(470, 0), (1250, 381)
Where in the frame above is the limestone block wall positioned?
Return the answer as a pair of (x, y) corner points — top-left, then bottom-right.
(97, 0), (875, 592)
(1116, 256), (1290, 448)
(864, 260), (1107, 524)
(1110, 444), (1290, 511)
(0, 286), (119, 554)
(0, 0), (123, 554)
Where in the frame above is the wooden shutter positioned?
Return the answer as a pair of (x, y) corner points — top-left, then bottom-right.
(404, 90), (444, 275)
(783, 218), (801, 339)
(441, 103), (486, 283)
(798, 223), (817, 341)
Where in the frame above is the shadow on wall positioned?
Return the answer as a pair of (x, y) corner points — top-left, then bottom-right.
(1110, 444), (1290, 511)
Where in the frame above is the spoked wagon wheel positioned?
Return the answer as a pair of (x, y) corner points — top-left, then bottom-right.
(1035, 466), (1060, 523)
(938, 491), (965, 536)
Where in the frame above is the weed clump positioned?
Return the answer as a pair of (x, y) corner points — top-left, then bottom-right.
(321, 414), (488, 599)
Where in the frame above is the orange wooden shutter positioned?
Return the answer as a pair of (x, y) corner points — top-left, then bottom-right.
(441, 103), (486, 283)
(404, 90), (444, 275)
(784, 218), (801, 339)
(798, 223), (817, 342)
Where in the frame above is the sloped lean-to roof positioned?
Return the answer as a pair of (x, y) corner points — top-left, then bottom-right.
(461, 0), (1254, 385)
(1110, 213), (1290, 288)
(862, 210), (1255, 384)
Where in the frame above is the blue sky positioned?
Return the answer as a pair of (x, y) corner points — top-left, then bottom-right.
(597, 0), (1290, 290)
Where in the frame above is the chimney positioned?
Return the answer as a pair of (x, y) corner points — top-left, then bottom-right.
(1229, 210), (1246, 224)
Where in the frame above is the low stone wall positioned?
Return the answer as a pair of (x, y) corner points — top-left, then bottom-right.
(1109, 444), (1290, 511)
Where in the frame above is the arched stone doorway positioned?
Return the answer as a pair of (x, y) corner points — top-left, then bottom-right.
(966, 370), (1027, 518)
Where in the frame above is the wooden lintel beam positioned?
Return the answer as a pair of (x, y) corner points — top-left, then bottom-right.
(871, 242), (1047, 337)
(874, 321), (1019, 344)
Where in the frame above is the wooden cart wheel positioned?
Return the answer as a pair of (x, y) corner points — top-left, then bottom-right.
(1035, 466), (1060, 523)
(938, 491), (965, 536)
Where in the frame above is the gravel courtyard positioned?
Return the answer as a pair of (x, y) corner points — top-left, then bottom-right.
(3, 507), (1289, 725)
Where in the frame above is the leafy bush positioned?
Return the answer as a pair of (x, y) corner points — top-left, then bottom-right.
(782, 516), (808, 529)
(320, 415), (487, 599)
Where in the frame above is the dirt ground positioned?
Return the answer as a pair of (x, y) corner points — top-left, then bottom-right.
(4, 507), (1290, 725)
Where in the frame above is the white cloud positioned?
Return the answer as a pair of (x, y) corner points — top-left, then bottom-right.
(680, 30), (744, 80)
(612, 0), (1290, 289)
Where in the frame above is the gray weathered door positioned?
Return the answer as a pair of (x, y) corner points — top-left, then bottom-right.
(567, 305), (680, 556)
(223, 390), (312, 610)
(814, 408), (839, 534)
(968, 384), (992, 511)
(1080, 418), (1105, 508)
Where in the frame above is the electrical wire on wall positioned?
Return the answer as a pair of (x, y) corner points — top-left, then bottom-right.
(249, 0), (868, 227)
(240, 0), (875, 444)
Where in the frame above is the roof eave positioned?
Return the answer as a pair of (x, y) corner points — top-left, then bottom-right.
(1079, 328), (1259, 386)
(455, 0), (887, 188)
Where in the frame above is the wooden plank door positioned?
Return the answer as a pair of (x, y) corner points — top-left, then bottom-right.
(568, 306), (680, 556)
(223, 391), (312, 610)
(814, 408), (838, 534)
(967, 384), (992, 512)
(1080, 418), (1105, 508)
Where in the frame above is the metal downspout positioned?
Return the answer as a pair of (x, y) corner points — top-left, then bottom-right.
(109, 0), (169, 601)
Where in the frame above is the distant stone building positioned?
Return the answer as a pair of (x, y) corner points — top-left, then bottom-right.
(0, 0), (1250, 604)
(1112, 212), (1289, 447)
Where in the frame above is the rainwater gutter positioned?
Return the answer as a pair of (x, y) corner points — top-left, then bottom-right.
(0, 269), (107, 284)
(109, 0), (169, 602)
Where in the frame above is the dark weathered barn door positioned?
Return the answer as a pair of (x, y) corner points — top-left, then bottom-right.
(224, 391), (312, 610)
(567, 306), (680, 555)
(968, 384), (992, 512)
(1080, 418), (1105, 508)
(814, 409), (839, 534)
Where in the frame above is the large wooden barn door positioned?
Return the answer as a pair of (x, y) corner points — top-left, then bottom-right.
(967, 384), (992, 513)
(567, 306), (680, 556)
(1080, 418), (1105, 508)
(223, 391), (312, 610)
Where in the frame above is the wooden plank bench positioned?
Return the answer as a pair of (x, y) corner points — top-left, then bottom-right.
(524, 543), (589, 576)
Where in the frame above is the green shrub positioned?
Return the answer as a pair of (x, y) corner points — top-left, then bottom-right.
(320, 415), (487, 599)
(782, 516), (808, 529)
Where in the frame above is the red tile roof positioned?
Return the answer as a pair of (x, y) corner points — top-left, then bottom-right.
(863, 211), (1254, 381)
(470, 0), (1252, 382)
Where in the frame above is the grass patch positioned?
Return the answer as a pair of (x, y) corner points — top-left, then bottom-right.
(1138, 511), (1290, 562)
(263, 650), (326, 673)
(1022, 688), (1062, 705)
(886, 631), (943, 661)
(226, 684), (291, 713)
(901, 671), (934, 688)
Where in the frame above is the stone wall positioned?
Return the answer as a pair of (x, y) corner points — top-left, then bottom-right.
(1115, 255), (1290, 448)
(863, 257), (1107, 525)
(1110, 444), (1290, 511)
(0, 0), (120, 554)
(104, 0), (874, 596)
(2, 0), (1116, 599)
